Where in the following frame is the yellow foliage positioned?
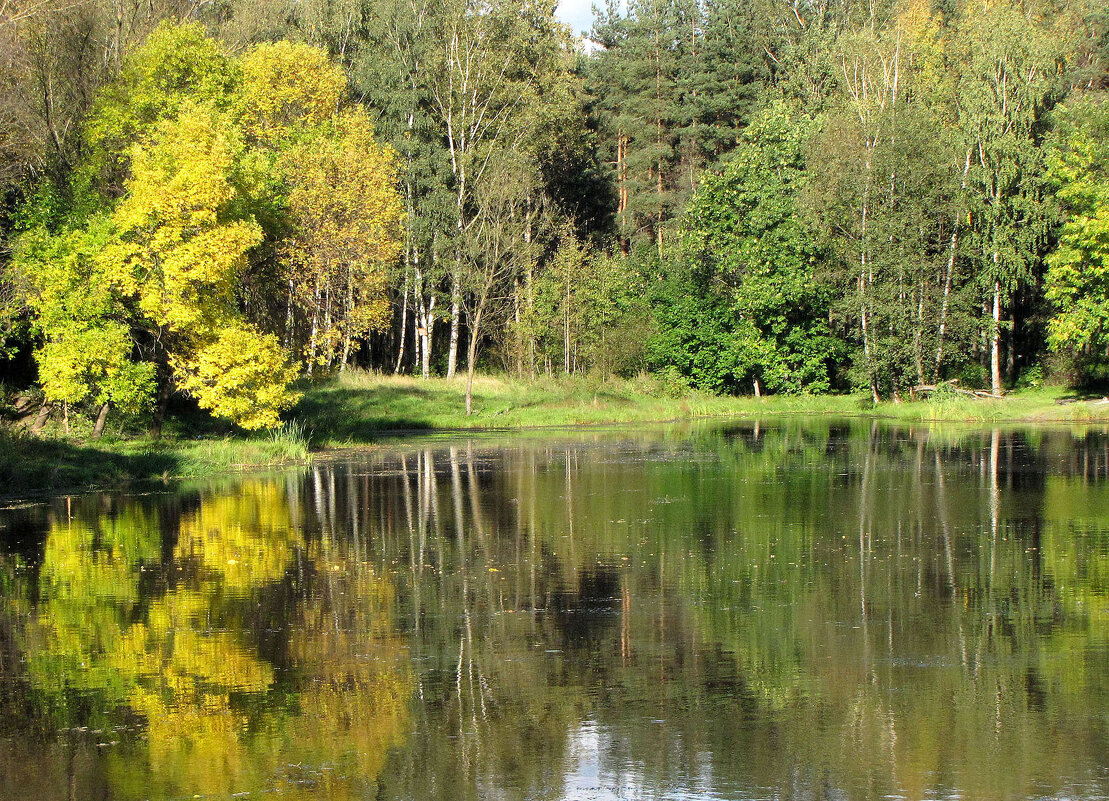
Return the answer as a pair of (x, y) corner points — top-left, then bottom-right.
(99, 104), (300, 429)
(281, 109), (404, 365)
(174, 324), (301, 429)
(104, 104), (263, 335)
(239, 41), (347, 142)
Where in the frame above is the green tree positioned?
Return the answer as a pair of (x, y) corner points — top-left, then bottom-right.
(684, 102), (839, 394)
(953, 0), (1065, 394)
(523, 225), (645, 379)
(13, 219), (156, 435)
(1044, 95), (1109, 382)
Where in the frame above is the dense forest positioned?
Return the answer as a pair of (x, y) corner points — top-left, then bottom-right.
(0, 0), (1107, 430)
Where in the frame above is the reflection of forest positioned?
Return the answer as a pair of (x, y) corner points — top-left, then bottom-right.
(0, 420), (1107, 800)
(0, 480), (410, 800)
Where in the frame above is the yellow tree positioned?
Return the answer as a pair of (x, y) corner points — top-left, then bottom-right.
(236, 41), (404, 372)
(279, 110), (404, 370)
(100, 103), (299, 430)
(237, 40), (346, 144)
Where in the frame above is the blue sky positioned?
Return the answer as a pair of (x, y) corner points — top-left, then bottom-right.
(556, 0), (595, 37)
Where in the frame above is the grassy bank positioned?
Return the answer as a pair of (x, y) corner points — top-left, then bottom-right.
(293, 372), (862, 443)
(867, 385), (1109, 424)
(0, 425), (310, 498)
(294, 372), (1109, 444)
(4, 373), (1107, 498)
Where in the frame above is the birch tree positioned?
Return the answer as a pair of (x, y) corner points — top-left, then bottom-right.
(953, 0), (1062, 395)
(426, 0), (563, 376)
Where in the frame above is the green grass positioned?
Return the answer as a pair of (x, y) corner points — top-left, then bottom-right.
(293, 371), (865, 444)
(4, 373), (1106, 498)
(866, 385), (1109, 424)
(295, 372), (1109, 443)
(0, 423), (310, 498)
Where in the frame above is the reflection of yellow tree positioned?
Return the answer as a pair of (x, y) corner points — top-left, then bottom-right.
(26, 508), (160, 710)
(273, 545), (410, 799)
(176, 480), (303, 590)
(23, 480), (411, 800)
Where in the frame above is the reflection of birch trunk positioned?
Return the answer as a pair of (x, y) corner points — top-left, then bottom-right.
(347, 470), (360, 559)
(401, 453), (422, 632)
(565, 447), (575, 569)
(989, 428), (1000, 610)
(313, 466), (329, 536)
(448, 446), (470, 740)
(934, 449), (968, 670)
(858, 421), (876, 670)
(327, 468), (338, 535)
(466, 447), (488, 550)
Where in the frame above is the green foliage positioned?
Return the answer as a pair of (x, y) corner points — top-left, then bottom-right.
(521, 228), (647, 377)
(14, 219), (155, 412)
(682, 102), (840, 394)
(586, 0), (770, 251)
(644, 267), (743, 393)
(1045, 95), (1109, 383)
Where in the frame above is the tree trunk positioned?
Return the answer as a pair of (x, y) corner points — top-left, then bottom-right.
(30, 402), (52, 434)
(935, 227), (957, 379)
(935, 149), (971, 380)
(990, 279), (1002, 396)
(913, 285), (925, 385)
(447, 276), (460, 378)
(1006, 312), (1016, 382)
(420, 297), (435, 380)
(465, 297), (487, 417)
(91, 402), (110, 440)
(306, 280), (322, 377)
(465, 320), (480, 417)
(394, 274), (409, 374)
(150, 375), (171, 439)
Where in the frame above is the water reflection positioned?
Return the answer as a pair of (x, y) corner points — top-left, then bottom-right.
(0, 421), (1107, 800)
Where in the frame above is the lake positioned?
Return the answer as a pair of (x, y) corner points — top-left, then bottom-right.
(1, 419), (1107, 800)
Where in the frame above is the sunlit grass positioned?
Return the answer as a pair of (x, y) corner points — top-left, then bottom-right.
(870, 385), (1109, 423)
(296, 372), (1109, 444)
(5, 372), (1107, 498)
(295, 370), (861, 444)
(0, 425), (310, 498)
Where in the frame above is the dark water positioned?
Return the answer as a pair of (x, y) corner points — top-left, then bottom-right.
(1, 419), (1108, 801)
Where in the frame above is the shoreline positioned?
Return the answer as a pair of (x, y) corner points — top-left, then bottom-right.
(3, 375), (1108, 500)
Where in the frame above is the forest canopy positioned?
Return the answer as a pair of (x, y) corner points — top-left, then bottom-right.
(0, 0), (1107, 430)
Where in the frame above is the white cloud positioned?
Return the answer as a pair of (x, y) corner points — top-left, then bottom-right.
(556, 0), (595, 37)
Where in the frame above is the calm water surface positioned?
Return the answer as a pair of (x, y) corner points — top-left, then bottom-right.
(1, 419), (1107, 801)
